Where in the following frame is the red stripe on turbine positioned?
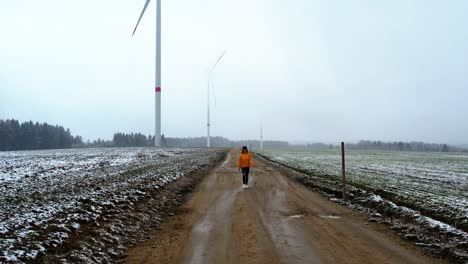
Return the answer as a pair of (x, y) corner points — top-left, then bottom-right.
(155, 87), (161, 92)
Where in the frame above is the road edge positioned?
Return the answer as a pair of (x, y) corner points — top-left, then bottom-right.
(253, 152), (467, 263)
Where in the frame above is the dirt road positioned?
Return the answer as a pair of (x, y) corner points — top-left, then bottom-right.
(125, 149), (445, 264)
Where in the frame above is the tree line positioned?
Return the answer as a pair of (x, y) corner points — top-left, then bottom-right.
(299, 140), (467, 153)
(0, 120), (159, 150)
(0, 119), (78, 151)
(71, 133), (154, 148)
(346, 140), (466, 152)
(2, 119), (465, 152)
(86, 135), (289, 149)
(0, 119), (290, 151)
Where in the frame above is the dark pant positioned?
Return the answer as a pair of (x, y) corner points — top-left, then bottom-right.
(241, 167), (250, 185)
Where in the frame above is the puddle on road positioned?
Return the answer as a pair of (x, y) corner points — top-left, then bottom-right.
(281, 207), (310, 218)
(184, 191), (237, 264)
(319, 215), (341, 219)
(265, 189), (323, 263)
(288, 214), (305, 218)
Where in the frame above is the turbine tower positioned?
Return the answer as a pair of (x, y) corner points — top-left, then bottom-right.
(260, 123), (263, 149)
(132, 0), (162, 147)
(207, 50), (227, 148)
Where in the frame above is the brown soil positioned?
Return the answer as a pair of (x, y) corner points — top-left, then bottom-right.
(124, 149), (447, 264)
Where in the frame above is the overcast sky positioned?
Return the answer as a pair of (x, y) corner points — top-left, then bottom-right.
(1, 0), (467, 144)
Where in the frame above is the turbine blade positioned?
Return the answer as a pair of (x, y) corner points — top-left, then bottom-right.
(132, 0), (151, 37)
(212, 50), (228, 70)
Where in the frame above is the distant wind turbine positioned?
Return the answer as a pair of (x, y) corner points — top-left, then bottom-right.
(132, 0), (162, 147)
(260, 122), (263, 149)
(207, 50), (227, 148)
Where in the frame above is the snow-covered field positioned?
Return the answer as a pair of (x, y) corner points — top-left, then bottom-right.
(258, 149), (468, 260)
(0, 147), (226, 263)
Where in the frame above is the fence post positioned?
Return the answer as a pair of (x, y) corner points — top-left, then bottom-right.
(341, 142), (346, 200)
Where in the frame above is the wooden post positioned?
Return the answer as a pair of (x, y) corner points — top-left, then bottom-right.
(341, 142), (346, 200)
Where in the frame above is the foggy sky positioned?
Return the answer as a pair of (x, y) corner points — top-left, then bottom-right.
(1, 0), (467, 144)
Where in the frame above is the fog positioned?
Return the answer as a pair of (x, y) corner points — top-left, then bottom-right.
(1, 0), (467, 144)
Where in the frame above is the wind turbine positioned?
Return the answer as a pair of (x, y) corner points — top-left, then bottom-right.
(132, 0), (162, 147)
(207, 50), (227, 148)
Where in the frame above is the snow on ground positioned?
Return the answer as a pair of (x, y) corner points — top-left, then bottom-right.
(0, 147), (225, 263)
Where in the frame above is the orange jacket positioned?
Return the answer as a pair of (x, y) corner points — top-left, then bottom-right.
(238, 153), (253, 169)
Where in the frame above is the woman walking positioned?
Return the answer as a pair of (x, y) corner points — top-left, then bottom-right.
(238, 146), (253, 189)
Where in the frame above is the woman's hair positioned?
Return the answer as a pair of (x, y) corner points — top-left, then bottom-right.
(242, 146), (248, 153)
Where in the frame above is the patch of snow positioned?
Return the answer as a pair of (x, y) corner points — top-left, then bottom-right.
(369, 194), (384, 203)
